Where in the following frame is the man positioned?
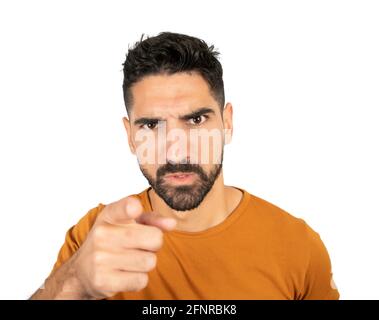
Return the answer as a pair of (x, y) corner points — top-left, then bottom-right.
(30, 32), (340, 300)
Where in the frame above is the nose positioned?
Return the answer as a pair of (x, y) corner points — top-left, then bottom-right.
(165, 135), (190, 164)
(156, 119), (194, 165)
(166, 157), (190, 166)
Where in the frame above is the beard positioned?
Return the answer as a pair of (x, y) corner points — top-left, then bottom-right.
(139, 151), (223, 211)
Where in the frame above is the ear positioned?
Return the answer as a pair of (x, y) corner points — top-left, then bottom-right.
(122, 116), (136, 154)
(222, 102), (233, 144)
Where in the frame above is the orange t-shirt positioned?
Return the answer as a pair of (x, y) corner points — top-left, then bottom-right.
(49, 186), (340, 300)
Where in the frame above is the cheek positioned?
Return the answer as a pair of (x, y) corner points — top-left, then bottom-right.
(134, 130), (159, 165)
(140, 163), (158, 178)
(189, 128), (224, 165)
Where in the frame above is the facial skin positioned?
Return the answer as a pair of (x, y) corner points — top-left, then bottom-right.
(123, 71), (234, 214)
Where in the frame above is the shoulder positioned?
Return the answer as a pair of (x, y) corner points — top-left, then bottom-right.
(244, 190), (338, 299)
(244, 191), (318, 266)
(248, 192), (326, 248)
(247, 192), (309, 236)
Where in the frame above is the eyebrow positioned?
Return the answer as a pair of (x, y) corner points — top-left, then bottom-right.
(133, 107), (216, 126)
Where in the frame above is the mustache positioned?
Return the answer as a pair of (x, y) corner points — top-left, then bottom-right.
(157, 163), (208, 180)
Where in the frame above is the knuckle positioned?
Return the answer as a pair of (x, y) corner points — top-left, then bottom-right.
(92, 225), (107, 242)
(124, 226), (135, 239)
(92, 251), (106, 266)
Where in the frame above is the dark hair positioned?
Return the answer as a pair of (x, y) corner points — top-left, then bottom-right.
(122, 32), (225, 114)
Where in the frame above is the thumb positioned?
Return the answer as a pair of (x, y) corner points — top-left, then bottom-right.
(96, 195), (144, 226)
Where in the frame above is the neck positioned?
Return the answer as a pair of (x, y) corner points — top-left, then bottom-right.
(147, 171), (243, 232)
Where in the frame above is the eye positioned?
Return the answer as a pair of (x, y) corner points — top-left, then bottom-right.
(141, 121), (158, 130)
(188, 115), (208, 125)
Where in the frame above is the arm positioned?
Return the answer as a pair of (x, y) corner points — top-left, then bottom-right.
(29, 196), (176, 300)
(29, 253), (93, 300)
(300, 223), (340, 300)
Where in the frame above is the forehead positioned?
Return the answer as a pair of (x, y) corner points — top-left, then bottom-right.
(130, 72), (218, 118)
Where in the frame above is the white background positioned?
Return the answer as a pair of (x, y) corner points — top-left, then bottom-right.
(0, 0), (378, 299)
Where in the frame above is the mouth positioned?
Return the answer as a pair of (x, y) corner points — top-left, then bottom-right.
(163, 172), (197, 184)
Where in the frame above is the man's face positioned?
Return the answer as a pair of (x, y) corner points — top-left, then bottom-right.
(123, 72), (233, 211)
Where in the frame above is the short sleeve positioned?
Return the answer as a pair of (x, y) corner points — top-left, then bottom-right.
(300, 223), (340, 300)
(48, 203), (106, 277)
